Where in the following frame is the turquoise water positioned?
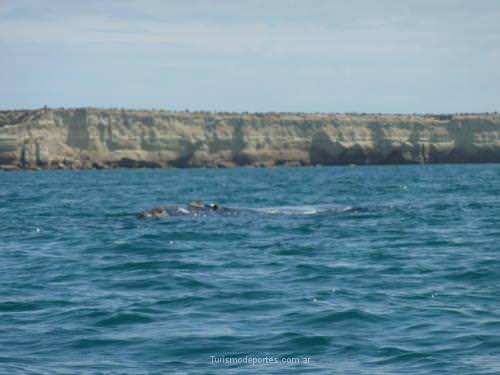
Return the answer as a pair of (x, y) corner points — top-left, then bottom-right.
(1, 165), (499, 374)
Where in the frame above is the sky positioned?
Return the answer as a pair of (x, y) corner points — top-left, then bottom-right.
(0, 0), (499, 113)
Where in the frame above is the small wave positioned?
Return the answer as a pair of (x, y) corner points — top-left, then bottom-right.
(304, 308), (387, 326)
(0, 300), (73, 313)
(69, 337), (134, 349)
(274, 332), (332, 348)
(369, 346), (431, 365)
(95, 312), (154, 327)
(106, 212), (139, 218)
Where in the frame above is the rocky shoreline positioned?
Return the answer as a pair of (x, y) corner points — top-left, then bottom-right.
(1, 108), (500, 171)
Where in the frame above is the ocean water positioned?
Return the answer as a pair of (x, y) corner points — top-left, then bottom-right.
(1, 165), (499, 374)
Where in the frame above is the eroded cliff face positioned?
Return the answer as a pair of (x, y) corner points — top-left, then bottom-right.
(0, 108), (499, 170)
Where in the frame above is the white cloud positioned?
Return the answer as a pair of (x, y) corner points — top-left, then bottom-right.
(0, 0), (498, 60)
(0, 14), (435, 58)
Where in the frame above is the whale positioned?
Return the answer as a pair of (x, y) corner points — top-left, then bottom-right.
(136, 202), (381, 219)
(137, 201), (222, 218)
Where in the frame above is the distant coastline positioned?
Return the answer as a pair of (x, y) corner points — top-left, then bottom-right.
(1, 108), (500, 171)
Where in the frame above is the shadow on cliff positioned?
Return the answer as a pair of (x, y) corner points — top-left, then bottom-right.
(309, 131), (379, 165)
(310, 130), (425, 165)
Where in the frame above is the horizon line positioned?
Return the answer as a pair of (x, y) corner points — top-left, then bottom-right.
(1, 106), (500, 117)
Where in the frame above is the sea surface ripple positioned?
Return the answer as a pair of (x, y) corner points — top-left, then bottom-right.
(1, 165), (499, 374)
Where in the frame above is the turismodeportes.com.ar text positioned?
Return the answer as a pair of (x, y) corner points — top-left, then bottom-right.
(209, 355), (312, 366)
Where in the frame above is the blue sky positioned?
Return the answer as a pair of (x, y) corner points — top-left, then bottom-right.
(1, 0), (499, 113)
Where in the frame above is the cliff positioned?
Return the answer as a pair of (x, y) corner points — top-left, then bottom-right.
(1, 108), (500, 170)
